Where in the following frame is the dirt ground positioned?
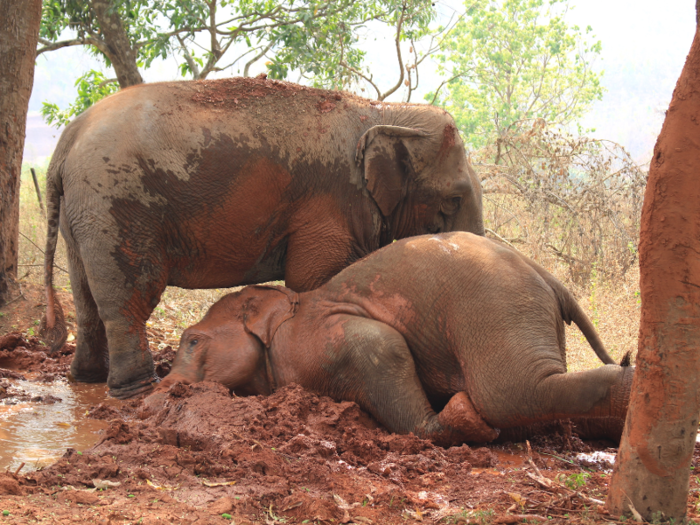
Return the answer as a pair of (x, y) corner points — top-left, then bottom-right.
(1, 285), (700, 524)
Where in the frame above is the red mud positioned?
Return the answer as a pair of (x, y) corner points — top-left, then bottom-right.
(3, 288), (700, 523)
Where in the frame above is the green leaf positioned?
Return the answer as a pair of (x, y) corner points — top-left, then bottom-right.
(41, 70), (119, 127)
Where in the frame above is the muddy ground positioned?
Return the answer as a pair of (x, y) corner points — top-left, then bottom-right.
(1, 286), (700, 524)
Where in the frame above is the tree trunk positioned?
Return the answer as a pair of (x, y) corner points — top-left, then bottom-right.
(0, 0), (42, 306)
(606, 22), (700, 523)
(92, 0), (143, 88)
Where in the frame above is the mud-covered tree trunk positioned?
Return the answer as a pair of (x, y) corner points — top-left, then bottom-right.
(0, 0), (43, 306)
(606, 14), (700, 523)
(91, 0), (143, 88)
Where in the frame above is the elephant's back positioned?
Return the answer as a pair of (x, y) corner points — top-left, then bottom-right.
(56, 78), (381, 197)
(327, 232), (546, 297)
(324, 231), (566, 370)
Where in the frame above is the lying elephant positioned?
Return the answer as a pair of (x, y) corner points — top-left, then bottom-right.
(154, 232), (632, 445)
(40, 77), (484, 398)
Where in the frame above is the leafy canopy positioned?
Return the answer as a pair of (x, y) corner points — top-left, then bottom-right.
(38, 0), (437, 126)
(41, 70), (119, 128)
(430, 0), (604, 150)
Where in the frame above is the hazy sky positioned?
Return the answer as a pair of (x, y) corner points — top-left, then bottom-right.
(23, 1), (697, 164)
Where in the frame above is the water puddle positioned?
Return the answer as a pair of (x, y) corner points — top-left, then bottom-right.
(493, 448), (527, 469)
(0, 380), (118, 472)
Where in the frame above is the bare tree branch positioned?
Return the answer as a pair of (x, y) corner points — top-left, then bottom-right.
(243, 42), (273, 77)
(177, 34), (201, 78)
(37, 37), (104, 56)
(378, 3), (407, 101)
(429, 73), (462, 105)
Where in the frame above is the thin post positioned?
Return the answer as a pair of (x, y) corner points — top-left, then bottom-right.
(30, 167), (44, 216)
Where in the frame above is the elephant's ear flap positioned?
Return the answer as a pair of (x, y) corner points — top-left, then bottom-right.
(243, 286), (299, 347)
(355, 125), (429, 217)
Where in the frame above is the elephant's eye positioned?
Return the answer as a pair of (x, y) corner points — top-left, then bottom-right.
(441, 196), (462, 215)
(190, 339), (199, 346)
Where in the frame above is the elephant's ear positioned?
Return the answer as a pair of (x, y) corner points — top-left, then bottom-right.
(243, 286), (299, 347)
(355, 125), (429, 217)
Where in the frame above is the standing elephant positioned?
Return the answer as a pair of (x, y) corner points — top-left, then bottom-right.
(40, 77), (484, 398)
(154, 232), (631, 445)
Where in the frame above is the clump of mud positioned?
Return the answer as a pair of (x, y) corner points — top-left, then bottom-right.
(0, 332), (74, 377)
(9, 377), (700, 523)
(153, 345), (176, 378)
(23, 382), (506, 523)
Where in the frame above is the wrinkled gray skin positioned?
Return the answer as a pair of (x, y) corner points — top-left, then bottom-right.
(154, 232), (632, 445)
(40, 77), (484, 399)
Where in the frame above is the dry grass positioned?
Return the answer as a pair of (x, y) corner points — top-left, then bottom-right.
(17, 159), (642, 369)
(17, 163), (70, 291)
(547, 259), (640, 371)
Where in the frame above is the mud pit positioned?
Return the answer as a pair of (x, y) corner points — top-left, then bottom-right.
(2, 292), (700, 524)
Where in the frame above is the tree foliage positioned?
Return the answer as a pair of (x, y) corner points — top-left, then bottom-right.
(41, 69), (119, 127)
(38, 0), (438, 126)
(430, 0), (603, 151)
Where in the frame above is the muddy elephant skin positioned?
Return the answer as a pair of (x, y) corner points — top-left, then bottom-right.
(40, 77), (485, 398)
(156, 232), (632, 446)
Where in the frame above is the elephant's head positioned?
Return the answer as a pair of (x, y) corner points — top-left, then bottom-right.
(355, 117), (484, 239)
(154, 285), (298, 395)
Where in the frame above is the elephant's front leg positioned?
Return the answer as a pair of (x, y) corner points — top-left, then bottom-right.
(329, 317), (498, 446)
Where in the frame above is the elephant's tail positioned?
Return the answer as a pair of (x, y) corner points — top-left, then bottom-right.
(39, 156), (67, 354)
(521, 254), (616, 365)
(565, 297), (615, 365)
(550, 278), (616, 365)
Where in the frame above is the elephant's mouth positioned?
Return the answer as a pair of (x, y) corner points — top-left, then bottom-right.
(427, 225), (442, 235)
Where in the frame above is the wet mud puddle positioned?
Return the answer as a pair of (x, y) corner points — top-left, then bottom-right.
(0, 379), (116, 472)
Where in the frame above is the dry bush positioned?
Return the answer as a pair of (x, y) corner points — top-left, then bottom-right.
(476, 119), (647, 285)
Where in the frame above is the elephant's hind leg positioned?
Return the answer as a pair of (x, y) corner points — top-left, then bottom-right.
(511, 364), (634, 442)
(80, 246), (166, 399)
(65, 239), (109, 383)
(335, 317), (498, 446)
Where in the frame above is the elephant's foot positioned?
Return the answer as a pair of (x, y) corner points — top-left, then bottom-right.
(569, 417), (625, 443)
(69, 358), (109, 384)
(108, 376), (158, 399)
(434, 391), (500, 445)
(107, 363), (159, 399)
